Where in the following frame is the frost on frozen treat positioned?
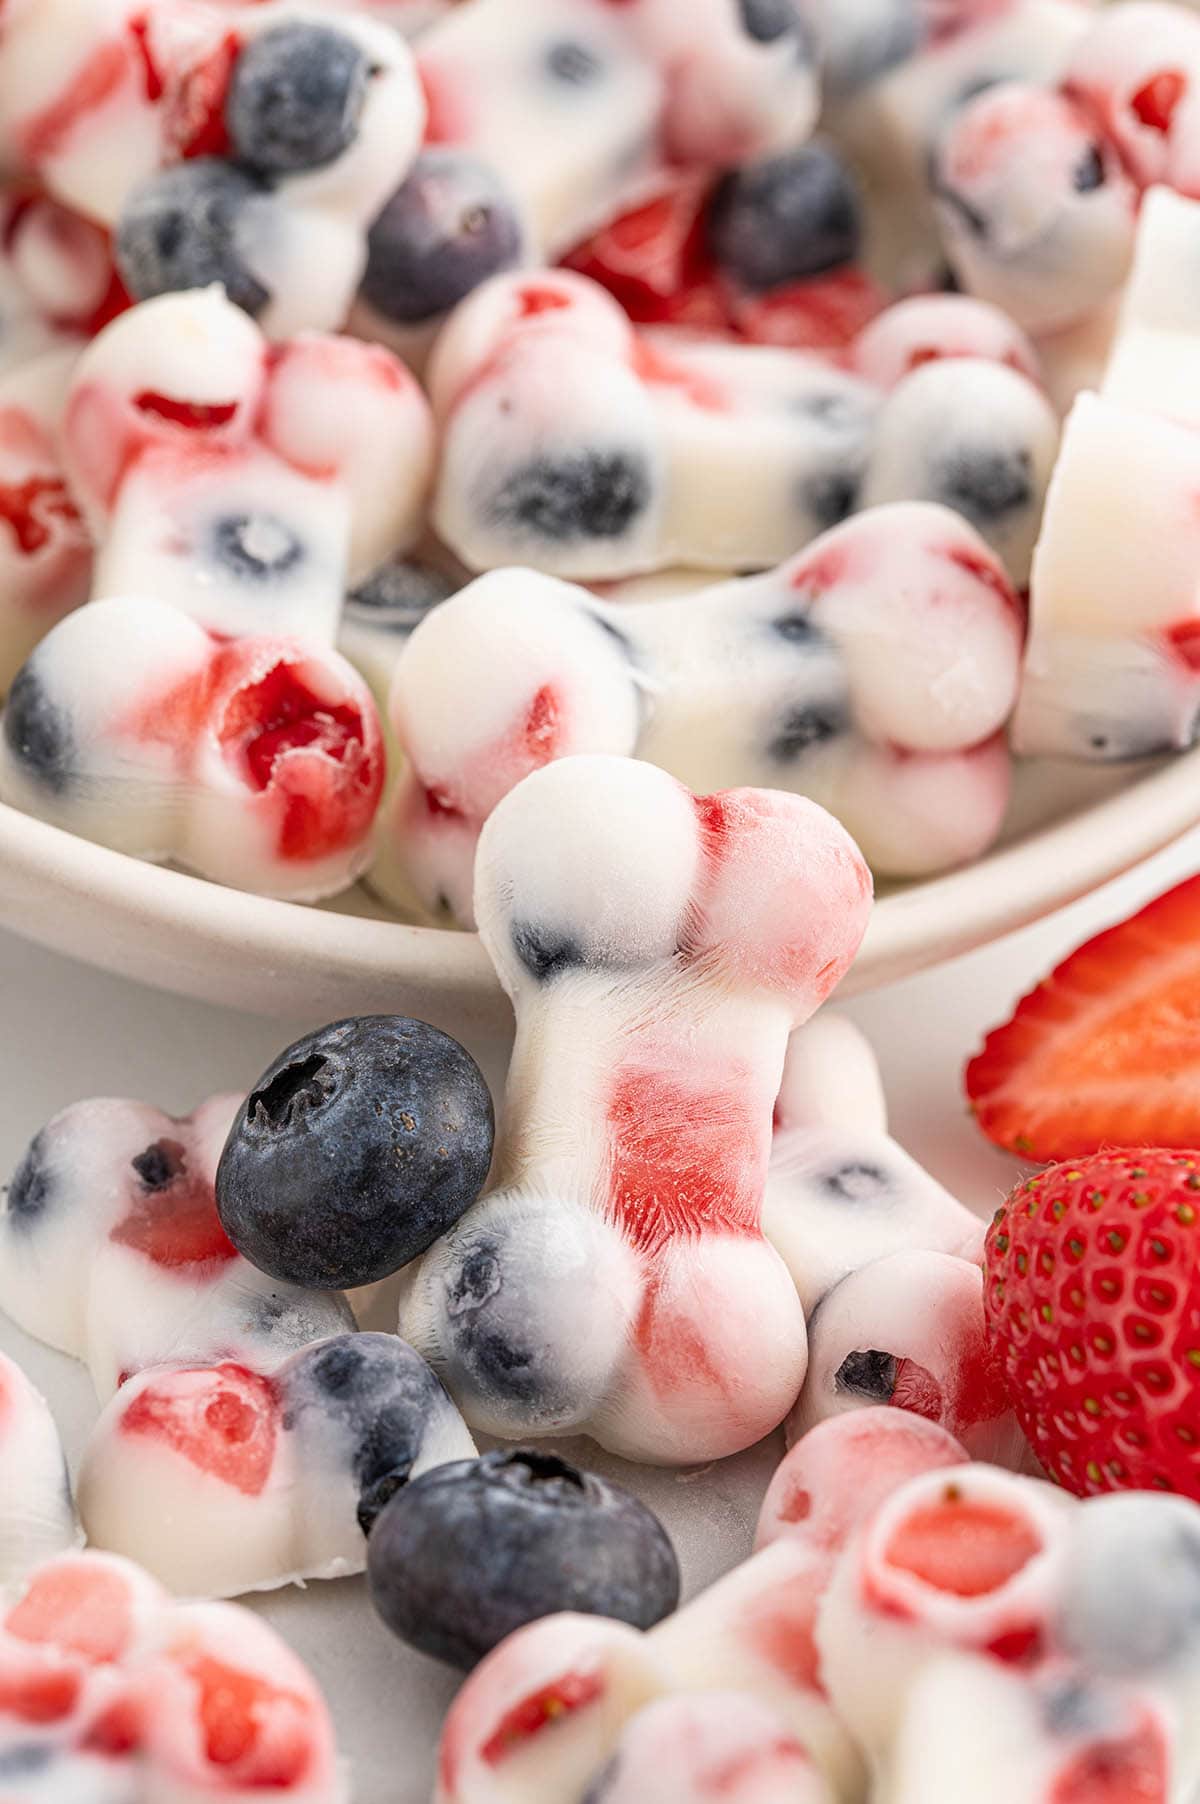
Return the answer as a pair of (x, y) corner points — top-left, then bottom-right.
(0, 1352), (79, 1587)
(0, 1547), (346, 1799)
(374, 503), (1023, 925)
(399, 754), (872, 1464)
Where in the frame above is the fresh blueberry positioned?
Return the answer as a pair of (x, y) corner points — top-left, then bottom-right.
(361, 150), (524, 326)
(707, 144), (861, 291)
(366, 1449), (680, 1669)
(216, 1016), (494, 1289)
(345, 556), (456, 635)
(935, 445), (1033, 527)
(211, 513), (305, 582)
(487, 450), (652, 544)
(226, 23), (370, 176)
(1060, 1496), (1200, 1675)
(772, 612), (821, 645)
(4, 1130), (54, 1229)
(3, 662), (73, 794)
(834, 1347), (897, 1402)
(115, 160), (270, 316)
(284, 1332), (464, 1533)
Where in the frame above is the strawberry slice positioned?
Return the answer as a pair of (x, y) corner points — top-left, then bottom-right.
(561, 174), (720, 326)
(966, 874), (1200, 1161)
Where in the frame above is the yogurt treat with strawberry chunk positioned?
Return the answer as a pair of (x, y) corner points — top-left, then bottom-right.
(0, 1352), (79, 1587)
(374, 501), (1023, 925)
(0, 286), (435, 897)
(0, 1547), (346, 1799)
(400, 754), (872, 1464)
(428, 267), (1058, 582)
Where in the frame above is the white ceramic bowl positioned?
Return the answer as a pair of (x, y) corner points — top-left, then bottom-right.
(2, 749), (1198, 1035)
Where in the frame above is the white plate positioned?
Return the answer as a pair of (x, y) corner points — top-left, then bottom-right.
(1, 749), (1198, 1035)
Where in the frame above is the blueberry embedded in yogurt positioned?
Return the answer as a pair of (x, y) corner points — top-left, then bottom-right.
(366, 1448), (680, 1669)
(114, 160), (272, 317)
(216, 1016), (495, 1290)
(707, 144), (862, 292)
(226, 23), (373, 177)
(362, 150), (526, 327)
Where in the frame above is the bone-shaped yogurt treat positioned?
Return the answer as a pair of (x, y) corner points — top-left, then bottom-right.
(1015, 188), (1200, 759)
(65, 285), (434, 640)
(0, 286), (434, 894)
(0, 1352), (79, 1587)
(1063, 2), (1200, 200)
(0, 1093), (354, 1399)
(399, 755), (872, 1464)
(353, 0), (820, 346)
(818, 1461), (1200, 1801)
(428, 267), (1059, 583)
(433, 1408), (969, 1804)
(0, 0), (426, 338)
(0, 1547), (346, 1800)
(78, 1331), (477, 1597)
(374, 502), (1022, 925)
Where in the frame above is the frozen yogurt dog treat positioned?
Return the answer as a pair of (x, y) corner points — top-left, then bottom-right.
(78, 1332), (476, 1596)
(825, 0), (1095, 291)
(0, 347), (92, 693)
(0, 1), (426, 338)
(65, 287), (433, 639)
(1016, 188), (1200, 760)
(0, 1093), (353, 1399)
(0, 285), (433, 897)
(765, 1015), (986, 1316)
(0, 1547), (345, 1800)
(818, 1461), (1200, 1802)
(849, 290), (1043, 390)
(399, 755), (871, 1464)
(433, 1409), (967, 1803)
(356, 0), (819, 340)
(428, 267), (1058, 581)
(932, 81), (1138, 338)
(0, 1352), (79, 1586)
(0, 596), (387, 898)
(375, 503), (1022, 925)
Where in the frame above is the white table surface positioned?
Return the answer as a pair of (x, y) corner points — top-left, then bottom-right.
(4, 823), (1199, 1802)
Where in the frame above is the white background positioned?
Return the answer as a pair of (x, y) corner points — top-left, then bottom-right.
(3, 826), (1198, 1800)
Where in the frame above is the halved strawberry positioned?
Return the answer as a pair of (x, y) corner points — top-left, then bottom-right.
(966, 873), (1200, 1161)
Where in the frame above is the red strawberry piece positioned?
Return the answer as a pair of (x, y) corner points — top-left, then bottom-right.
(965, 873), (1200, 1161)
(561, 174), (721, 326)
(120, 1364), (278, 1496)
(729, 267), (889, 354)
(984, 1149), (1200, 1498)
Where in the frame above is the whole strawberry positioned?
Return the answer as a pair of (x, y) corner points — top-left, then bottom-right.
(985, 1149), (1200, 1498)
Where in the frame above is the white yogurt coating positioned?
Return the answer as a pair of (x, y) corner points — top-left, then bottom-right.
(398, 755), (871, 1465)
(0, 1351), (80, 1587)
(0, 1547), (347, 1799)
